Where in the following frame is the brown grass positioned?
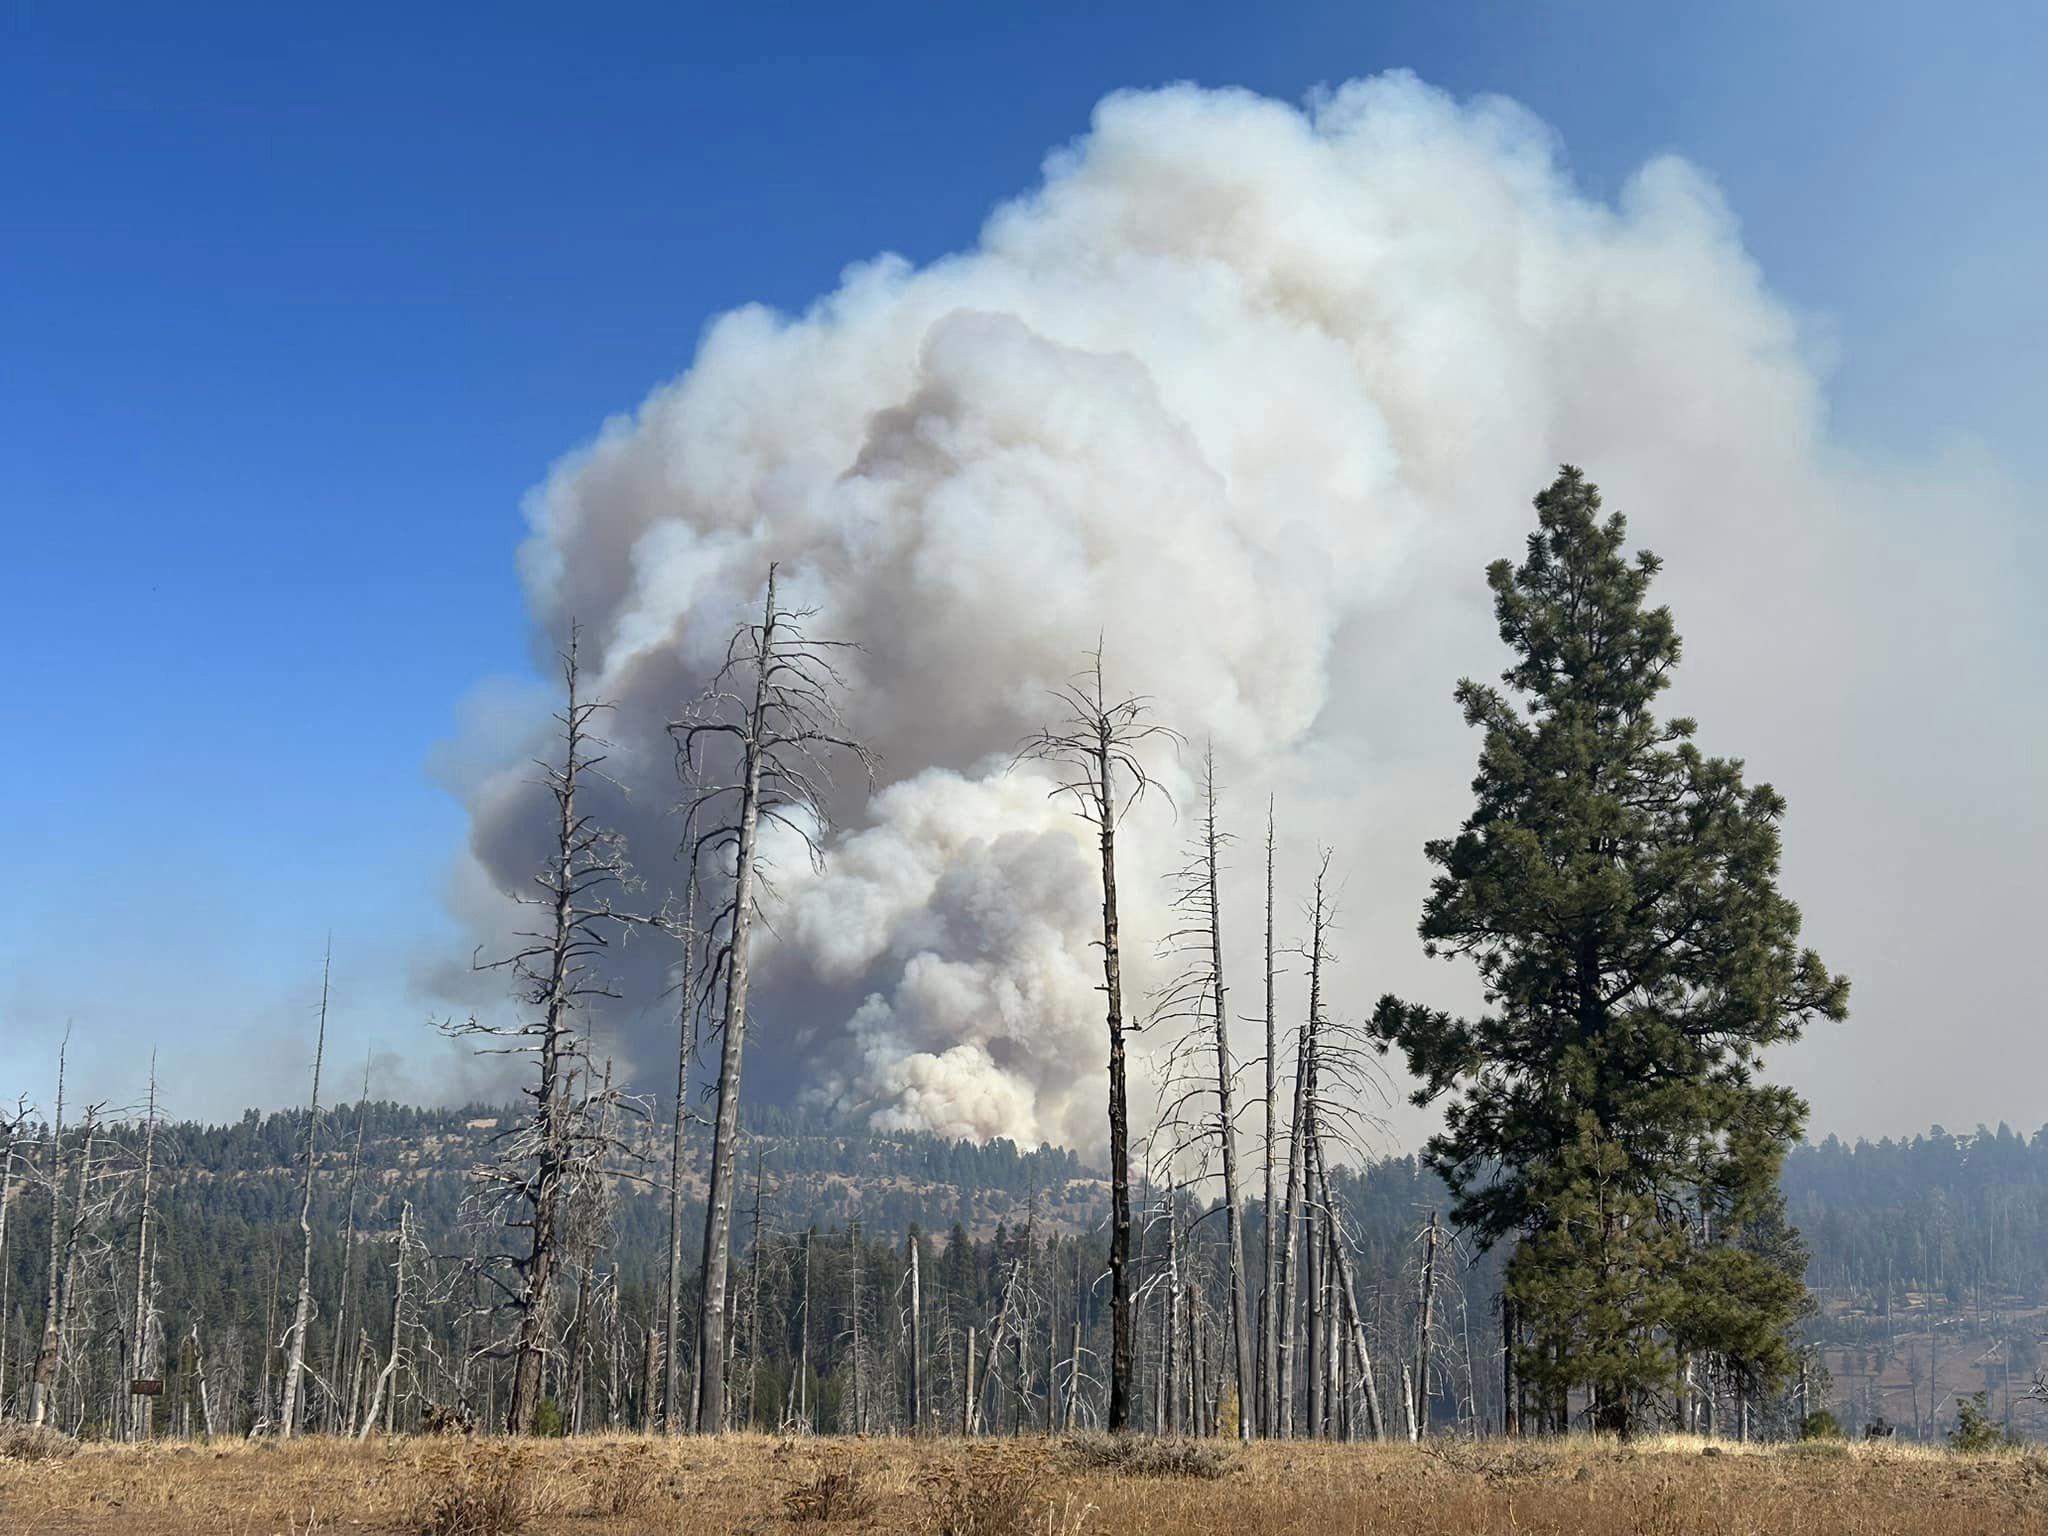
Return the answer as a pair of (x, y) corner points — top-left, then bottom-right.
(5, 1430), (2048, 1536)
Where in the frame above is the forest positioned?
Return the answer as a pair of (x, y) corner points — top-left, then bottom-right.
(2, 469), (1955, 1450)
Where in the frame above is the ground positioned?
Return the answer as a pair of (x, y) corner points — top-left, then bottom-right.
(7, 1430), (2048, 1535)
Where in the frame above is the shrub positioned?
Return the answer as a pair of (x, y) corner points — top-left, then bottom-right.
(411, 1452), (532, 1536)
(1059, 1434), (1234, 1480)
(1799, 1409), (1844, 1441)
(918, 1452), (1046, 1536)
(784, 1455), (875, 1524)
(0, 1425), (75, 1463)
(1948, 1392), (2018, 1453)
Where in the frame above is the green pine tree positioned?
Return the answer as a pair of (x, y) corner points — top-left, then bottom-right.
(1506, 1115), (1685, 1434)
(1371, 465), (1849, 1434)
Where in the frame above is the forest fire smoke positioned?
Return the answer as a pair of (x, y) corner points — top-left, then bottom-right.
(443, 73), (2027, 1152)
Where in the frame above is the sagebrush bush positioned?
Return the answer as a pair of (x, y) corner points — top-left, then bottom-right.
(917, 1451), (1046, 1536)
(783, 1454), (874, 1524)
(0, 1425), (75, 1463)
(410, 1452), (533, 1536)
(1059, 1433), (1234, 1480)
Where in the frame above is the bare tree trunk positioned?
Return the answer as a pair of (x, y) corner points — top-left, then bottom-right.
(189, 1323), (216, 1438)
(1502, 1290), (1519, 1437)
(907, 1234), (923, 1433)
(128, 1059), (159, 1441)
(1199, 752), (1254, 1441)
(663, 880), (698, 1432)
(256, 1241), (282, 1432)
(1413, 1210), (1439, 1440)
(962, 1326), (977, 1436)
(0, 1101), (22, 1417)
(279, 945), (330, 1439)
(358, 1203), (414, 1440)
(1305, 1134), (1325, 1438)
(1020, 656), (1173, 1433)
(28, 1034), (67, 1428)
(1260, 802), (1280, 1438)
(1098, 750), (1135, 1436)
(1164, 1198), (1182, 1435)
(1321, 1164), (1384, 1441)
(796, 1231), (811, 1429)
(692, 572), (773, 1434)
(330, 1057), (370, 1435)
(848, 1224), (864, 1434)
(639, 1320), (657, 1430)
(33, 1104), (97, 1430)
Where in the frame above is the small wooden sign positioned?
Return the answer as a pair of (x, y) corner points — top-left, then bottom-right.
(130, 1378), (163, 1396)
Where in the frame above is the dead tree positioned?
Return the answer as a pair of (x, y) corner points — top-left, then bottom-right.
(1319, 1162), (1385, 1441)
(674, 563), (873, 1433)
(331, 1057), (371, 1434)
(445, 626), (649, 1434)
(0, 1095), (32, 1416)
(278, 944), (331, 1439)
(1016, 649), (1178, 1432)
(358, 1202), (423, 1438)
(1148, 745), (1253, 1440)
(906, 1232), (925, 1433)
(27, 1032), (68, 1428)
(661, 877), (699, 1432)
(1260, 799), (1281, 1436)
(1275, 853), (1333, 1435)
(32, 1098), (105, 1428)
(1413, 1209), (1440, 1439)
(127, 1058), (160, 1441)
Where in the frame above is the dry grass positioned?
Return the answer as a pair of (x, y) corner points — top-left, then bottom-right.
(5, 1430), (2048, 1535)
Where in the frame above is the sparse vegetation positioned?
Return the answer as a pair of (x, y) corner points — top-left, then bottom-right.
(3, 1433), (2046, 1535)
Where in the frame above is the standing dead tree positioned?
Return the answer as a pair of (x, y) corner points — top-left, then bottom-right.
(661, 876), (699, 1432)
(1017, 649), (1178, 1432)
(32, 1097), (108, 1429)
(278, 943), (331, 1439)
(358, 1202), (425, 1437)
(674, 563), (873, 1433)
(1274, 853), (1332, 1435)
(1260, 799), (1282, 1436)
(330, 1057), (372, 1434)
(0, 1094), (33, 1418)
(26, 1031), (68, 1428)
(127, 1058), (161, 1441)
(1147, 744), (1254, 1439)
(444, 626), (649, 1434)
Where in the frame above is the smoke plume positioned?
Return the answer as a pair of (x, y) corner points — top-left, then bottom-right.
(441, 74), (2038, 1154)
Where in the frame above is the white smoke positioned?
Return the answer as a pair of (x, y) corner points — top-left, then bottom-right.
(443, 73), (2039, 1153)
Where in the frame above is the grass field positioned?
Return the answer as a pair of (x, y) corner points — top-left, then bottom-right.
(7, 1429), (2048, 1536)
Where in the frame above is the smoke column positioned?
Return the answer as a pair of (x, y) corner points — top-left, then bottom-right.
(439, 73), (2034, 1153)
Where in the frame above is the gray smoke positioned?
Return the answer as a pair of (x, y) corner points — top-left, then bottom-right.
(439, 74), (2040, 1154)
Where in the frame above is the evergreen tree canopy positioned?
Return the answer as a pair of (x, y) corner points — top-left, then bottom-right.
(1371, 466), (1848, 1421)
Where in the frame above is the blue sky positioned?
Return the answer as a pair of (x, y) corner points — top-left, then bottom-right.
(3, 3), (2041, 1117)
